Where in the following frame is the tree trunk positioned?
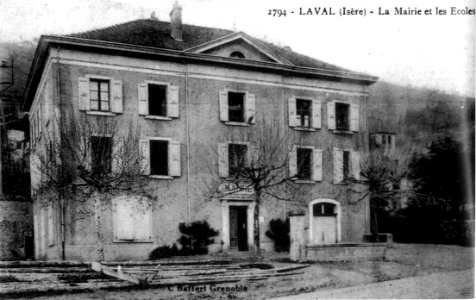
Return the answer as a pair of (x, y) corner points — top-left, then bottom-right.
(94, 192), (105, 261)
(254, 191), (261, 256)
(370, 197), (379, 241)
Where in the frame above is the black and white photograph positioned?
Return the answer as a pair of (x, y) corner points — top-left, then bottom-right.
(0, 0), (474, 298)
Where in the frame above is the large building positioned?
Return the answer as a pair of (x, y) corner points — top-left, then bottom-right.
(23, 4), (377, 261)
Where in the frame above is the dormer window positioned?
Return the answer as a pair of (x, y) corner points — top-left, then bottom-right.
(230, 51), (245, 59)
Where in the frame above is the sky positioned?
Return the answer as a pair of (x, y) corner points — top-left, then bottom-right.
(0, 0), (474, 96)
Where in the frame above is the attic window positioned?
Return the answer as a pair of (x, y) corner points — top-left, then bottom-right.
(230, 51), (245, 59)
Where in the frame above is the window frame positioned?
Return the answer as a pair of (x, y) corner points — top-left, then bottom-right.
(146, 137), (175, 179)
(147, 83), (168, 117)
(335, 102), (350, 131)
(296, 147), (313, 180)
(89, 78), (111, 112)
(90, 135), (113, 175)
(149, 139), (169, 176)
(227, 91), (246, 123)
(296, 98), (312, 128)
(228, 143), (249, 177)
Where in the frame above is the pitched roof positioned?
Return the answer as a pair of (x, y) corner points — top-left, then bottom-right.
(70, 19), (355, 73)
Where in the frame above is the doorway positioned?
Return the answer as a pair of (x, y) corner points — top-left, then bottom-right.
(309, 199), (341, 245)
(229, 206), (248, 251)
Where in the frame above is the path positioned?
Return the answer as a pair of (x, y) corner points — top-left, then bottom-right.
(275, 268), (474, 299)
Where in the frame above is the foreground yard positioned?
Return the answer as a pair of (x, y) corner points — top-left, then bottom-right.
(0, 243), (473, 299)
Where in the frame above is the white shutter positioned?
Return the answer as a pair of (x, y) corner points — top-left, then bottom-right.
(250, 145), (259, 168)
(327, 101), (336, 130)
(350, 103), (359, 131)
(375, 134), (382, 145)
(245, 93), (256, 124)
(132, 203), (152, 241)
(138, 83), (149, 115)
(167, 84), (179, 118)
(47, 205), (54, 246)
(351, 151), (361, 180)
(333, 147), (343, 184)
(288, 97), (297, 127)
(78, 77), (90, 111)
(313, 148), (323, 181)
(111, 137), (122, 174)
(312, 99), (322, 129)
(390, 135), (396, 150)
(218, 143), (229, 178)
(114, 200), (134, 240)
(111, 79), (123, 113)
(219, 91), (228, 122)
(289, 146), (297, 177)
(168, 140), (181, 177)
(139, 139), (150, 175)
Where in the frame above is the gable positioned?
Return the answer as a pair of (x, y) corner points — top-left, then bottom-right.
(202, 39), (276, 63)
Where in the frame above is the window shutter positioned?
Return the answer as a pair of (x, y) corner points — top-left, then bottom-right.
(312, 99), (322, 129)
(218, 143), (229, 177)
(250, 145), (259, 168)
(111, 79), (123, 113)
(138, 83), (149, 115)
(375, 134), (382, 145)
(111, 137), (122, 174)
(327, 101), (336, 130)
(289, 146), (297, 177)
(245, 93), (256, 124)
(139, 139), (150, 175)
(168, 140), (181, 177)
(78, 77), (90, 111)
(167, 84), (179, 118)
(132, 204), (152, 241)
(219, 91), (228, 122)
(77, 134), (91, 171)
(351, 151), (361, 180)
(288, 97), (297, 127)
(390, 135), (396, 150)
(47, 205), (54, 246)
(313, 148), (323, 181)
(333, 147), (343, 183)
(114, 200), (134, 240)
(350, 103), (359, 131)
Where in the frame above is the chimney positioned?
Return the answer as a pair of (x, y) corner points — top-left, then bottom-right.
(170, 1), (183, 41)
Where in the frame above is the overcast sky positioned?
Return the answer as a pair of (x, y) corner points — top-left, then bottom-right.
(0, 0), (474, 96)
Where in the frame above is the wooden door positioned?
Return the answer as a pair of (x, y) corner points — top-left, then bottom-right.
(229, 206), (248, 251)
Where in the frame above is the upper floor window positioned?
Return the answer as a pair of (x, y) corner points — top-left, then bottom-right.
(342, 150), (350, 180)
(139, 138), (181, 178)
(296, 99), (312, 128)
(219, 90), (256, 125)
(89, 79), (110, 112)
(297, 147), (312, 179)
(150, 140), (168, 176)
(327, 100), (359, 132)
(288, 97), (321, 130)
(148, 84), (168, 117)
(230, 51), (245, 58)
(78, 76), (123, 114)
(138, 82), (179, 119)
(228, 143), (248, 177)
(91, 136), (112, 174)
(228, 92), (245, 122)
(333, 148), (360, 183)
(335, 102), (350, 131)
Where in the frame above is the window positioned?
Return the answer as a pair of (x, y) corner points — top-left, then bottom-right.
(89, 79), (110, 112)
(297, 148), (312, 179)
(313, 203), (337, 216)
(335, 102), (350, 131)
(148, 84), (167, 117)
(150, 140), (168, 176)
(228, 143), (248, 177)
(140, 138), (181, 177)
(113, 196), (152, 242)
(91, 136), (112, 174)
(228, 92), (245, 122)
(219, 90), (255, 125)
(230, 51), (245, 58)
(296, 99), (311, 127)
(343, 150), (350, 180)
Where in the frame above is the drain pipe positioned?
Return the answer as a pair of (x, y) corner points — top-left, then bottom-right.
(184, 63), (191, 223)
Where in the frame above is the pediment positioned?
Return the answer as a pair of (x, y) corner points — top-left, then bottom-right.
(184, 32), (292, 65)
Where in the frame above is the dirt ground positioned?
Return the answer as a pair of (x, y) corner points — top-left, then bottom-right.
(1, 243), (474, 299)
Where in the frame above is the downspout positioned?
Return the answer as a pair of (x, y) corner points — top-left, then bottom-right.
(56, 47), (66, 260)
(184, 62), (191, 222)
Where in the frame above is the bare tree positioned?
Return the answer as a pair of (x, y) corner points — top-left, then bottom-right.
(206, 119), (311, 254)
(347, 148), (414, 240)
(33, 114), (153, 260)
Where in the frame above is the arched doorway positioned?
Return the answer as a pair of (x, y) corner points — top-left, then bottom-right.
(309, 199), (341, 245)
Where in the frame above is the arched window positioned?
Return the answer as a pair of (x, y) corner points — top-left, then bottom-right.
(230, 51), (245, 59)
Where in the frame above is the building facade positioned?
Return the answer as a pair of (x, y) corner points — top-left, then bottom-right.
(24, 5), (377, 261)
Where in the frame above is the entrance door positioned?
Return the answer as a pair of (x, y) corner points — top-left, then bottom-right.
(312, 202), (337, 244)
(229, 206), (248, 251)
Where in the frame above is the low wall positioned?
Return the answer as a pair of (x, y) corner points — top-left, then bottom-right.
(305, 243), (388, 262)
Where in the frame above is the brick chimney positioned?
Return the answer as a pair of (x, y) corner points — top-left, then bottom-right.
(170, 1), (183, 41)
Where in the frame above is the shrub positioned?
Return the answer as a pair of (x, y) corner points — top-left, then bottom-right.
(149, 244), (180, 260)
(178, 221), (219, 255)
(265, 218), (290, 252)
